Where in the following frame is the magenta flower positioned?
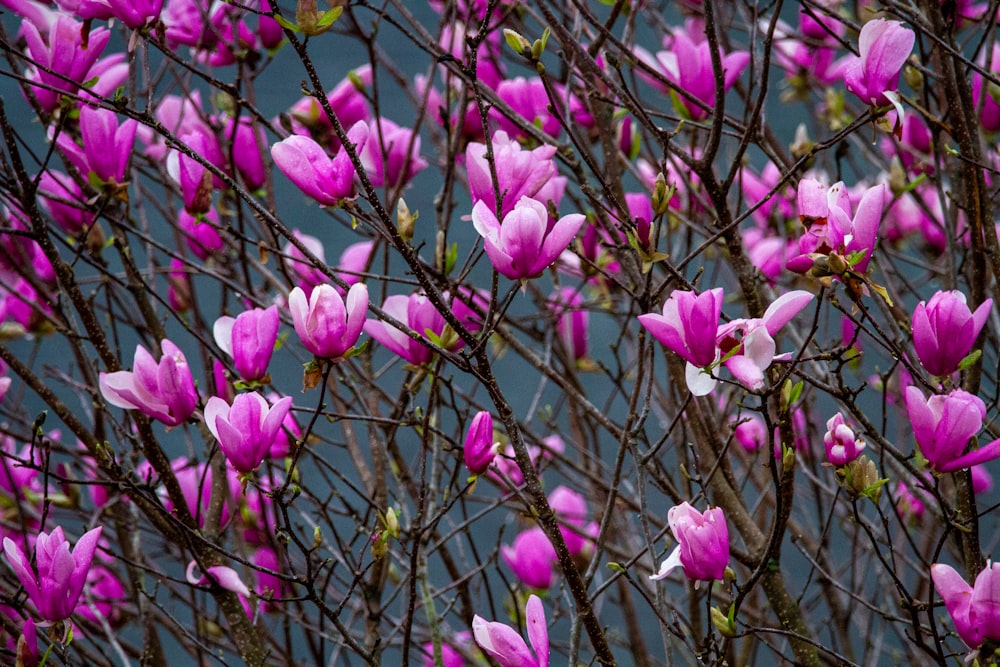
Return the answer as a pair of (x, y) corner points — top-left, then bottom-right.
(286, 66), (372, 150)
(973, 44), (1000, 133)
(931, 561), (1000, 650)
(37, 170), (88, 235)
(912, 290), (992, 377)
(360, 118), (428, 189)
(823, 413), (866, 466)
(55, 105), (137, 185)
(364, 292), (466, 365)
(288, 283), (368, 360)
(550, 288), (589, 362)
(204, 392), (294, 473)
(637, 30), (750, 121)
(651, 502), (729, 582)
(843, 19), (914, 120)
(501, 527), (557, 590)
(715, 290), (815, 392)
(213, 305), (280, 382)
(787, 180), (886, 275)
(466, 130), (566, 219)
(490, 76), (561, 139)
(905, 386), (1000, 473)
(271, 122), (369, 206)
(99, 340), (198, 427)
(421, 637), (466, 667)
(638, 288), (723, 392)
(464, 410), (498, 475)
(168, 130), (218, 214)
(3, 526), (102, 622)
(732, 414), (768, 453)
(225, 116), (268, 191)
(106, 0), (163, 28)
(473, 594), (549, 667)
(548, 485), (596, 557)
(471, 197), (584, 281)
(22, 15), (110, 113)
(178, 207), (225, 260)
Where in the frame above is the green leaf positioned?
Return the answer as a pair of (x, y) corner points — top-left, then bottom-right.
(958, 348), (983, 371)
(315, 6), (343, 29)
(445, 241), (458, 275)
(273, 13), (298, 31)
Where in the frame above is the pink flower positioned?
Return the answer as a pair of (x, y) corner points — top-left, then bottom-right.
(732, 414), (768, 453)
(471, 197), (583, 280)
(650, 502), (729, 582)
(639, 288), (723, 368)
(224, 116), (268, 191)
(912, 290), (992, 377)
(714, 290), (815, 392)
(203, 392), (294, 474)
(823, 412), (866, 465)
(3, 526), (102, 622)
(21, 15), (109, 113)
(905, 386), (1000, 472)
(288, 283), (368, 360)
(931, 561), (1000, 649)
(360, 118), (428, 189)
(285, 66), (372, 150)
(465, 131), (566, 219)
(548, 485), (596, 557)
(501, 527), (557, 589)
(271, 122), (369, 206)
(99, 340), (198, 427)
(473, 594), (549, 667)
(463, 411), (498, 475)
(490, 76), (561, 139)
(364, 292), (473, 365)
(55, 105), (137, 185)
(213, 305), (280, 382)
(787, 180), (886, 275)
(186, 560), (252, 617)
(550, 287), (588, 361)
(843, 19), (914, 120)
(37, 170), (88, 234)
(106, 0), (163, 28)
(178, 207), (225, 260)
(637, 30), (749, 121)
(973, 44), (1000, 133)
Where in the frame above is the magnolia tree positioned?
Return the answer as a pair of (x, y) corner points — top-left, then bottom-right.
(0, 0), (999, 665)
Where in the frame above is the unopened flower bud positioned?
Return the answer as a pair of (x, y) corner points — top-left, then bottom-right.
(651, 172), (671, 215)
(396, 198), (415, 243)
(903, 56), (923, 90)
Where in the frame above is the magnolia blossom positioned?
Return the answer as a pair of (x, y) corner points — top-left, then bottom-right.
(106, 0), (163, 28)
(548, 485), (597, 557)
(364, 292), (480, 365)
(905, 386), (1000, 473)
(788, 180), (886, 275)
(490, 76), (561, 139)
(823, 413), (866, 466)
(204, 392), (294, 473)
(3, 526), (103, 622)
(213, 305), (280, 382)
(712, 290), (814, 394)
(639, 288), (723, 372)
(843, 19), (914, 122)
(99, 340), (198, 427)
(271, 121), (369, 206)
(550, 287), (588, 361)
(473, 594), (549, 667)
(931, 561), (1000, 649)
(288, 283), (368, 360)
(360, 118), (428, 189)
(466, 130), (566, 218)
(55, 105), (137, 185)
(911, 290), (992, 378)
(651, 502), (729, 582)
(22, 15), (110, 113)
(463, 410), (498, 475)
(637, 30), (750, 121)
(501, 527), (557, 590)
(471, 197), (584, 281)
